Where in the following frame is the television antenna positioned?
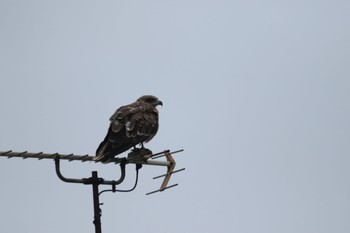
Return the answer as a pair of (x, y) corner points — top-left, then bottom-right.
(0, 148), (185, 233)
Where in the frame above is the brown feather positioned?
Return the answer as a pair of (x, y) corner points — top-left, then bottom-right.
(95, 95), (162, 163)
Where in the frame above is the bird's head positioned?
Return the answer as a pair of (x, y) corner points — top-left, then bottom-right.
(138, 95), (163, 107)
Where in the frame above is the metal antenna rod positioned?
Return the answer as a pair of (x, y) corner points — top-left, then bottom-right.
(92, 171), (102, 233)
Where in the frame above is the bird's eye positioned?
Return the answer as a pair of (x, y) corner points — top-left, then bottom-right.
(146, 98), (156, 103)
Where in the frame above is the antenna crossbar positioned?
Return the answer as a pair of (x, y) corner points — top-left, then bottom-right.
(0, 150), (99, 162)
(0, 149), (183, 167)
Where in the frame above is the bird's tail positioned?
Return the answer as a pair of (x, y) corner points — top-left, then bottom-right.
(95, 137), (114, 163)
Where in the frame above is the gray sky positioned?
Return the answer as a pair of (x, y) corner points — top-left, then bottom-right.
(1, 1), (350, 233)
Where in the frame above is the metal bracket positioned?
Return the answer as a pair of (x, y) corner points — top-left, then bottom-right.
(54, 156), (127, 233)
(54, 155), (126, 185)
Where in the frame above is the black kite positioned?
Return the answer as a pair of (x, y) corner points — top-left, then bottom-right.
(95, 95), (162, 163)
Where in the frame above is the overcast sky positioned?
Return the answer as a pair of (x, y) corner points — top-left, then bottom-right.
(0, 1), (350, 233)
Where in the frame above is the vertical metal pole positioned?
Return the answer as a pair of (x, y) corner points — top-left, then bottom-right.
(92, 171), (102, 233)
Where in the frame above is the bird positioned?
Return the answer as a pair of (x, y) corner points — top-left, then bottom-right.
(95, 95), (163, 163)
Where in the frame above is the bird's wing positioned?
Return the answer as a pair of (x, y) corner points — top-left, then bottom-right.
(109, 103), (142, 133)
(122, 104), (159, 142)
(96, 100), (159, 163)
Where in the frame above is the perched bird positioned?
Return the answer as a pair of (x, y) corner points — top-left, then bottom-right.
(95, 95), (163, 163)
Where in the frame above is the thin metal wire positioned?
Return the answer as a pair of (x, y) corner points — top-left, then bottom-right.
(115, 165), (140, 193)
(146, 184), (179, 195)
(151, 149), (184, 159)
(98, 165), (140, 195)
(153, 168), (186, 180)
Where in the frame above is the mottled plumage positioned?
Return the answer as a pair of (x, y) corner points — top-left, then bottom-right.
(95, 95), (162, 163)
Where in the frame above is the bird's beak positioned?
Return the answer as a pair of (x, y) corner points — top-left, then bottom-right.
(157, 100), (163, 107)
